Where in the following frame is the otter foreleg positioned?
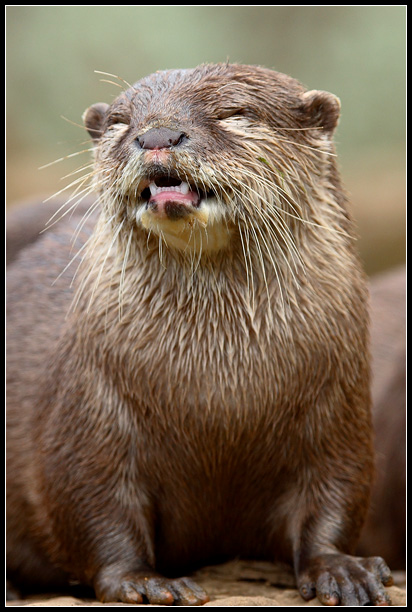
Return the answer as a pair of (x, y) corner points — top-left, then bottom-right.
(290, 486), (393, 605)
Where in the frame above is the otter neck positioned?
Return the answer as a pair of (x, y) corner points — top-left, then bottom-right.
(73, 214), (298, 330)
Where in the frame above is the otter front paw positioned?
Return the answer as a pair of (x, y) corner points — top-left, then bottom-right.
(297, 554), (393, 606)
(95, 570), (209, 605)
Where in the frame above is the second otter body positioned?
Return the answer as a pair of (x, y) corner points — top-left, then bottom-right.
(7, 63), (392, 605)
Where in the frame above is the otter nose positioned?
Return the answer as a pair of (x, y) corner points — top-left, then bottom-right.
(136, 127), (186, 150)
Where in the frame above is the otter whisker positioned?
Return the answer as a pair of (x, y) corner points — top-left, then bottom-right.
(250, 204), (302, 290)
(87, 218), (125, 313)
(43, 171), (95, 209)
(274, 126), (324, 132)
(217, 168), (304, 295)
(235, 190), (289, 303)
(51, 235), (91, 288)
(43, 182), (96, 232)
(234, 177), (305, 270)
(274, 133), (338, 157)
(228, 164), (305, 219)
(119, 227), (134, 321)
(99, 79), (124, 90)
(246, 221), (273, 309)
(189, 227), (203, 278)
(229, 164), (350, 239)
(146, 228), (153, 250)
(158, 230), (166, 269)
(59, 115), (94, 133)
(94, 70), (133, 91)
(253, 220), (288, 314)
(60, 162), (95, 181)
(227, 162), (304, 217)
(70, 194), (104, 247)
(71, 212), (119, 312)
(39, 147), (94, 170)
(237, 220), (255, 312)
(216, 166), (304, 279)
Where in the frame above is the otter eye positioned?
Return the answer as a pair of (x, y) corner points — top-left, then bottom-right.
(107, 113), (130, 127)
(217, 108), (259, 122)
(217, 108), (246, 120)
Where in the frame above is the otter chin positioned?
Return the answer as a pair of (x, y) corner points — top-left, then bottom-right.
(137, 175), (231, 253)
(7, 63), (393, 606)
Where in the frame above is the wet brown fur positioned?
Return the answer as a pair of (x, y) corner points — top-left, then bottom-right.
(7, 63), (391, 604)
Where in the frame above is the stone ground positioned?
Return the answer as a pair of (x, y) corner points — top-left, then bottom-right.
(6, 560), (406, 607)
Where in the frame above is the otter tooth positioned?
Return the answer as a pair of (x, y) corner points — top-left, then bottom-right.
(149, 181), (191, 195)
(180, 181), (189, 195)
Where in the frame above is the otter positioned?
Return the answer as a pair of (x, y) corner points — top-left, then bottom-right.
(357, 266), (406, 571)
(6, 63), (393, 605)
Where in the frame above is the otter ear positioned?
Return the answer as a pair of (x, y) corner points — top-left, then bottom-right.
(82, 102), (109, 141)
(298, 90), (341, 135)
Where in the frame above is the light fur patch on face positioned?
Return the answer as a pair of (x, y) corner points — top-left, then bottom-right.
(138, 200), (232, 253)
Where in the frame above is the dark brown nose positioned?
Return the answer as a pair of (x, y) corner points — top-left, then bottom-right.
(136, 127), (186, 150)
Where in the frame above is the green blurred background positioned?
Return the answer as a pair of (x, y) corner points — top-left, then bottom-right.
(6, 6), (406, 275)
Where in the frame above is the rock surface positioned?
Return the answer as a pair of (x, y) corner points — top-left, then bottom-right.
(6, 560), (406, 606)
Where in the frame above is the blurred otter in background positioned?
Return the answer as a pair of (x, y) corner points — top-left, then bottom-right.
(357, 265), (406, 572)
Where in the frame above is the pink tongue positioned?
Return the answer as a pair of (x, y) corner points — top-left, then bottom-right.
(149, 189), (199, 207)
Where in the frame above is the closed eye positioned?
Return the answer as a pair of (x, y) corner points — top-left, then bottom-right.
(106, 110), (130, 127)
(217, 108), (260, 122)
(217, 108), (247, 120)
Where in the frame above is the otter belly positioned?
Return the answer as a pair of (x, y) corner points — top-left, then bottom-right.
(152, 449), (287, 573)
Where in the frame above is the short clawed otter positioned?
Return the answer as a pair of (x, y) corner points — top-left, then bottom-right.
(6, 63), (393, 605)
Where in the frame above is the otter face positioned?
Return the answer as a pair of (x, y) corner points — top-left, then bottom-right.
(83, 64), (341, 255)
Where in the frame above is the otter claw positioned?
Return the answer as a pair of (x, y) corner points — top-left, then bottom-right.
(297, 554), (392, 606)
(96, 571), (209, 605)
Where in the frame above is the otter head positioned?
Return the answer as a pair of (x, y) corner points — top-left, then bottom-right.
(83, 64), (341, 257)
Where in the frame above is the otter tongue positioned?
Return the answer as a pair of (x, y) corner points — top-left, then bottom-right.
(148, 181), (199, 206)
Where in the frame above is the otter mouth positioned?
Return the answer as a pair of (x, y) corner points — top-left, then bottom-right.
(139, 174), (215, 220)
(136, 170), (231, 253)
